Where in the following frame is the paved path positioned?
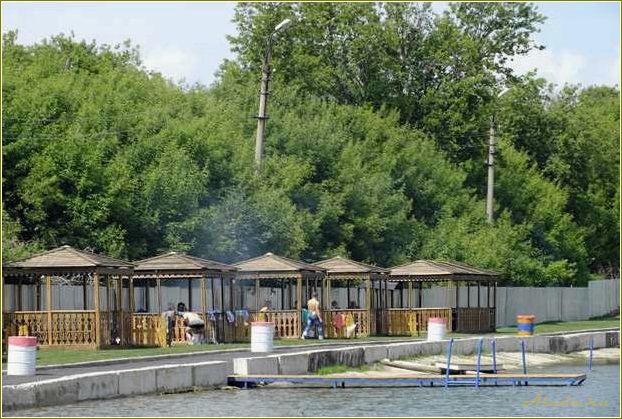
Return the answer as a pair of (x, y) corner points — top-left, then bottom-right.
(2, 339), (417, 386)
(4, 328), (617, 387)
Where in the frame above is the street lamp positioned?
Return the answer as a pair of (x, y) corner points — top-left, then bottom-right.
(254, 18), (292, 173)
(486, 88), (510, 223)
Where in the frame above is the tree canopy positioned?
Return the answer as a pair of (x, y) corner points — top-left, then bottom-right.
(2, 2), (619, 286)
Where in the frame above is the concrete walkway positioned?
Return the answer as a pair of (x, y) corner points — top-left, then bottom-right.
(1, 338), (417, 386)
(3, 328), (618, 387)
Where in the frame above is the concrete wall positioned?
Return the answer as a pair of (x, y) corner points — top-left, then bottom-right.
(231, 330), (619, 378)
(2, 361), (228, 412)
(4, 330), (619, 412)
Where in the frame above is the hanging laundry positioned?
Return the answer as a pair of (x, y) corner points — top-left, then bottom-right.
(345, 313), (356, 338)
(226, 310), (235, 324)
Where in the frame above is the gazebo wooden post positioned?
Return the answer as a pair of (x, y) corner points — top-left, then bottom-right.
(346, 280), (351, 307)
(200, 274), (207, 315)
(17, 277), (23, 311)
(116, 275), (122, 344)
(188, 279), (193, 311)
(129, 275), (135, 313)
(106, 274), (112, 344)
(94, 270), (101, 348)
(296, 277), (302, 310)
(254, 279), (260, 311)
(383, 279), (388, 309)
(156, 273), (162, 313)
(487, 280), (491, 308)
(408, 281), (413, 308)
(280, 280), (285, 310)
(418, 282), (423, 308)
(493, 281), (497, 308)
(211, 277), (216, 310)
(82, 276), (87, 310)
(296, 276), (303, 337)
(229, 275), (234, 311)
(455, 280), (460, 332)
(365, 279), (371, 310)
(220, 277), (226, 338)
(359, 284), (363, 307)
(145, 281), (150, 312)
(129, 274), (134, 345)
(467, 282), (471, 308)
(46, 274), (52, 345)
(35, 276), (41, 311)
(477, 281), (481, 308)
(240, 280), (245, 309)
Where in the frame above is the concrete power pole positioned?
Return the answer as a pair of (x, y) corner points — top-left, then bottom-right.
(254, 44), (272, 173)
(254, 19), (292, 173)
(486, 115), (495, 223)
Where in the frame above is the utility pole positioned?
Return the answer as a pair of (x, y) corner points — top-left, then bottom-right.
(254, 43), (272, 173)
(254, 19), (292, 173)
(486, 115), (495, 223)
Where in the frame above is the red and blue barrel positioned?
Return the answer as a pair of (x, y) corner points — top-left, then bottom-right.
(516, 314), (536, 336)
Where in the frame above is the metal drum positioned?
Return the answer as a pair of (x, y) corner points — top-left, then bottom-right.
(516, 314), (536, 336)
(7, 336), (37, 376)
(427, 317), (447, 342)
(251, 322), (274, 352)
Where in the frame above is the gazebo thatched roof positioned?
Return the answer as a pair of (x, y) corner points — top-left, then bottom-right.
(233, 252), (324, 280)
(314, 256), (388, 281)
(3, 245), (134, 276)
(389, 260), (499, 282)
(132, 252), (237, 278)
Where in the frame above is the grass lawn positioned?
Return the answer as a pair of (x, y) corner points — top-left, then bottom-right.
(30, 317), (619, 366)
(494, 317), (619, 335)
(34, 335), (413, 366)
(317, 363), (383, 375)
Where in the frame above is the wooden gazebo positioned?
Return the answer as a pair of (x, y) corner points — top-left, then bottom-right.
(388, 260), (499, 334)
(314, 256), (389, 337)
(2, 245), (134, 348)
(131, 252), (237, 345)
(233, 252), (325, 339)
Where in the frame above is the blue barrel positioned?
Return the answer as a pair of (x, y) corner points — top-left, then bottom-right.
(516, 315), (535, 336)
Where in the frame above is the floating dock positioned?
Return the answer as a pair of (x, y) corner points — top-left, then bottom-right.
(228, 372), (586, 389)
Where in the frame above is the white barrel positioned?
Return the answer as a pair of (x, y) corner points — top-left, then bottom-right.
(7, 336), (37, 376)
(251, 322), (274, 353)
(427, 317), (447, 342)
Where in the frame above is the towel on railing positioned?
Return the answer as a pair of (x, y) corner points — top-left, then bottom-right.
(235, 309), (250, 326)
(225, 310), (235, 324)
(345, 313), (357, 338)
(206, 310), (219, 322)
(333, 313), (346, 329)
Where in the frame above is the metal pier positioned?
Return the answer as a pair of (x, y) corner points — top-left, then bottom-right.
(228, 372), (587, 389)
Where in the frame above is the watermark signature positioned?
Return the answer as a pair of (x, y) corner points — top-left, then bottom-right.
(523, 393), (609, 408)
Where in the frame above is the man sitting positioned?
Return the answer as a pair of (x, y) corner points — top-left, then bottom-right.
(181, 311), (206, 345)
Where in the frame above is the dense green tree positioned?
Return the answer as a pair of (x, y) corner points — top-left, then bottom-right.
(1, 5), (618, 288)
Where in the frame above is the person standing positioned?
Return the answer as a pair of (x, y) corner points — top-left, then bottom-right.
(258, 300), (272, 322)
(301, 291), (324, 340)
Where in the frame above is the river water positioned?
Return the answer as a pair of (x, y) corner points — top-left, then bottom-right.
(11, 364), (619, 417)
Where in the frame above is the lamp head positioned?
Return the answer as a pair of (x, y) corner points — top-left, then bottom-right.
(273, 19), (292, 34)
(498, 87), (510, 98)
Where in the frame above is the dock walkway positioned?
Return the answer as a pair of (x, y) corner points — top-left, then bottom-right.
(228, 372), (587, 388)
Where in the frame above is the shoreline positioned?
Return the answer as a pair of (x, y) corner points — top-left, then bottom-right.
(319, 347), (620, 380)
(3, 330), (620, 412)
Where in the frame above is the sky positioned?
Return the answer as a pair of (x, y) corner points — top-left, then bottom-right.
(2, 1), (620, 88)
